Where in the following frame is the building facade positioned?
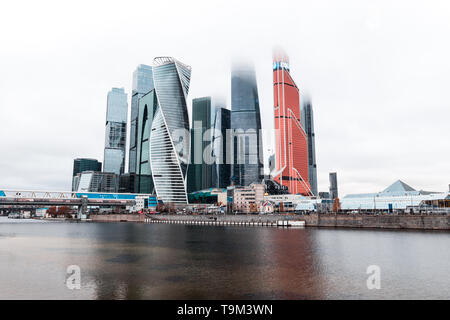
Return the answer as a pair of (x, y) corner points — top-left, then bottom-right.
(212, 107), (231, 188)
(227, 183), (265, 213)
(340, 180), (449, 212)
(104, 88), (127, 175)
(231, 61), (264, 186)
(272, 49), (312, 195)
(187, 97), (214, 193)
(129, 64), (154, 175)
(118, 173), (136, 193)
(72, 158), (102, 191)
(136, 90), (157, 194)
(150, 57), (191, 204)
(301, 99), (318, 196)
(75, 171), (119, 193)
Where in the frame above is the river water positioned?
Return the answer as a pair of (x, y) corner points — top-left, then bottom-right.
(0, 217), (449, 299)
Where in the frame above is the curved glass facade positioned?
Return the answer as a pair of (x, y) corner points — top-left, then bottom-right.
(136, 90), (157, 194)
(150, 57), (191, 203)
(129, 65), (154, 174)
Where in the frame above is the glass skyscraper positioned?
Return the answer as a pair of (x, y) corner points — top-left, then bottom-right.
(104, 87), (127, 176)
(301, 99), (318, 196)
(187, 97), (215, 193)
(231, 61), (264, 186)
(150, 57), (191, 203)
(129, 64), (154, 174)
(136, 89), (157, 194)
(329, 172), (338, 200)
(212, 107), (231, 189)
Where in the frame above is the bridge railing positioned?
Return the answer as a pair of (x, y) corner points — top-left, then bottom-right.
(0, 190), (78, 199)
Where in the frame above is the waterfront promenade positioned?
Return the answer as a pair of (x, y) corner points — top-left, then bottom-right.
(90, 213), (450, 231)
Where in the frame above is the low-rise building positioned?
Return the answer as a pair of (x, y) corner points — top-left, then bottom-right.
(264, 194), (308, 206)
(188, 188), (227, 205)
(261, 200), (275, 213)
(74, 171), (119, 193)
(340, 180), (449, 212)
(227, 184), (265, 213)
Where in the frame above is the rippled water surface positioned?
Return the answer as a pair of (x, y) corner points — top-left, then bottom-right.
(0, 217), (449, 299)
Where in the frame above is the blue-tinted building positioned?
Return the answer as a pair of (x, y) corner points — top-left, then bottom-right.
(231, 61), (264, 186)
(129, 64), (154, 175)
(104, 88), (127, 176)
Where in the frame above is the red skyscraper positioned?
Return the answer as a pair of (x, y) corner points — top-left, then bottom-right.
(272, 49), (312, 195)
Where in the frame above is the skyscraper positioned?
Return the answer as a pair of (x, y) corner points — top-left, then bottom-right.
(231, 61), (263, 186)
(135, 89), (157, 194)
(212, 107), (231, 189)
(329, 172), (338, 200)
(72, 158), (102, 191)
(129, 64), (154, 174)
(272, 49), (312, 195)
(301, 99), (318, 196)
(187, 97), (214, 193)
(104, 87), (127, 175)
(150, 57), (191, 203)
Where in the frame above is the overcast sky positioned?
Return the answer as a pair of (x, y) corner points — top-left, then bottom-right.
(0, 0), (449, 196)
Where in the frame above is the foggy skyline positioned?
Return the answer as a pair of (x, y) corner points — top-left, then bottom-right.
(0, 0), (449, 196)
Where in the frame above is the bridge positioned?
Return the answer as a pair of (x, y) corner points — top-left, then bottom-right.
(0, 189), (146, 219)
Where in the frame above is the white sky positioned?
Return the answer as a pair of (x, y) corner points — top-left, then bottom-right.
(0, 0), (449, 195)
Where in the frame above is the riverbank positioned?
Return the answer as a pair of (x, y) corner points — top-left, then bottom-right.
(91, 213), (145, 223)
(90, 213), (450, 230)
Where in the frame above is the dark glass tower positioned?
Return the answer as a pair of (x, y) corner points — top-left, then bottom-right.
(135, 90), (157, 194)
(329, 172), (338, 200)
(129, 64), (154, 175)
(231, 62), (263, 186)
(212, 107), (231, 188)
(72, 158), (102, 177)
(187, 97), (214, 193)
(301, 99), (318, 196)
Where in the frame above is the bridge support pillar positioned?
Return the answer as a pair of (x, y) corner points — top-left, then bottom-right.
(77, 196), (89, 220)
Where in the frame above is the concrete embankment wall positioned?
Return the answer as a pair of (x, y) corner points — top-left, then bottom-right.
(90, 214), (145, 223)
(153, 214), (450, 230)
(90, 213), (450, 230)
(305, 214), (450, 230)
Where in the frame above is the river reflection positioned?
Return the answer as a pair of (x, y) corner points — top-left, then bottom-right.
(0, 217), (449, 299)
